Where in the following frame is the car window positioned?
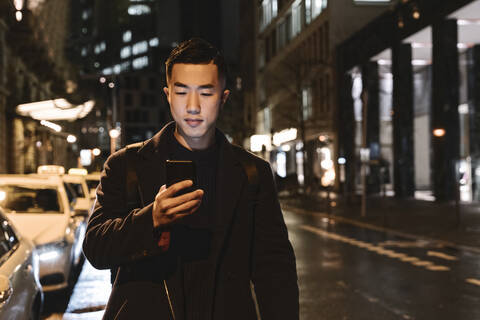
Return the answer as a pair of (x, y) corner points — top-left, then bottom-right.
(67, 182), (85, 198)
(0, 185), (63, 214)
(63, 182), (76, 203)
(1, 220), (18, 249)
(0, 219), (11, 258)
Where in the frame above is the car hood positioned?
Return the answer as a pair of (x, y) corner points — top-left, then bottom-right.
(5, 214), (68, 245)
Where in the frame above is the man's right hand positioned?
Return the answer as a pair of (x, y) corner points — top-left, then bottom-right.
(152, 180), (204, 228)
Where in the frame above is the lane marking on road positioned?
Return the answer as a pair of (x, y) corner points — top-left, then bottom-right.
(465, 278), (480, 286)
(300, 225), (450, 272)
(426, 251), (458, 261)
(282, 204), (480, 254)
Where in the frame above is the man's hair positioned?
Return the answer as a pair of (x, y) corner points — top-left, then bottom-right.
(165, 38), (227, 86)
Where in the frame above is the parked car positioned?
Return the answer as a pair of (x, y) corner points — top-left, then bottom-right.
(0, 174), (87, 292)
(34, 166), (93, 217)
(0, 206), (43, 319)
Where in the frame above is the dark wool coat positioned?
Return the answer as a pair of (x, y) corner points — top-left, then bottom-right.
(83, 122), (299, 320)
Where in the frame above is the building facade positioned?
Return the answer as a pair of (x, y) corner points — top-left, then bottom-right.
(250, 0), (391, 192)
(337, 0), (480, 202)
(0, 0), (83, 174)
(70, 0), (242, 149)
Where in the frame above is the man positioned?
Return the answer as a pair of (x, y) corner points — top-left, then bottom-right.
(83, 38), (298, 320)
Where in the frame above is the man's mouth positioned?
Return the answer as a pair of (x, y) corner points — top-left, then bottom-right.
(185, 119), (203, 127)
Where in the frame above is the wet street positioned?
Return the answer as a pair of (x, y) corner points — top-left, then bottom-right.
(42, 206), (480, 320)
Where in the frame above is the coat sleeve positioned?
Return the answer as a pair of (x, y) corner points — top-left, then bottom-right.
(251, 160), (299, 320)
(82, 149), (164, 269)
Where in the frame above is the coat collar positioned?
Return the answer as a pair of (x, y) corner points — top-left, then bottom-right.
(133, 121), (246, 227)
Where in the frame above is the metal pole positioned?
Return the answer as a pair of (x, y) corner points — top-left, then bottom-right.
(361, 91), (368, 218)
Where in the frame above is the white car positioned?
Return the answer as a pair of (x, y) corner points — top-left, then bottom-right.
(36, 166), (93, 216)
(0, 175), (87, 292)
(0, 207), (43, 320)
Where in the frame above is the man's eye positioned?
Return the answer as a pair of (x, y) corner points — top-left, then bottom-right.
(175, 92), (187, 95)
(200, 93), (213, 96)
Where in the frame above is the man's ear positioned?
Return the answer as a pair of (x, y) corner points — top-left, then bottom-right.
(163, 87), (170, 102)
(221, 89), (230, 106)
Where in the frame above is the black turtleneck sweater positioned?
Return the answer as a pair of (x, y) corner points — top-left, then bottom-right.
(167, 130), (219, 320)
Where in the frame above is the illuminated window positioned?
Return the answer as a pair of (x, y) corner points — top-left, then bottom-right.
(132, 56), (149, 70)
(120, 46), (131, 59)
(81, 47), (87, 57)
(276, 152), (287, 178)
(103, 67), (113, 75)
(132, 41), (148, 55)
(82, 10), (90, 20)
(128, 4), (151, 15)
(94, 42), (106, 54)
(305, 0), (312, 24)
(123, 30), (132, 43)
(149, 38), (159, 47)
(259, 0), (278, 31)
(113, 65), (121, 74)
(302, 87), (313, 120)
(291, 0), (302, 37)
(312, 0), (327, 18)
(121, 61), (131, 72)
(264, 106), (271, 133)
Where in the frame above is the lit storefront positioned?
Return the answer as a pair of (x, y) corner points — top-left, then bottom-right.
(337, 0), (480, 202)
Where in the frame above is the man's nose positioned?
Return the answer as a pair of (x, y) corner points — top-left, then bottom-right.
(186, 92), (200, 114)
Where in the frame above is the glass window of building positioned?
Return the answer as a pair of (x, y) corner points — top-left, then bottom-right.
(260, 0), (278, 31)
(123, 30), (132, 43)
(128, 4), (151, 15)
(302, 86), (313, 120)
(291, 0), (303, 37)
(312, 0), (325, 18)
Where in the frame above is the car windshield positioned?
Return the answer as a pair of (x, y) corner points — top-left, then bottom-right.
(67, 182), (85, 198)
(0, 185), (63, 214)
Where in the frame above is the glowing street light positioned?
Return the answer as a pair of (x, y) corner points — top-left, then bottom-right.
(109, 128), (120, 155)
(92, 148), (101, 156)
(109, 128), (120, 139)
(67, 135), (77, 143)
(433, 128), (446, 137)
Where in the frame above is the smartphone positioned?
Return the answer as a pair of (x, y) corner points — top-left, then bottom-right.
(165, 160), (196, 196)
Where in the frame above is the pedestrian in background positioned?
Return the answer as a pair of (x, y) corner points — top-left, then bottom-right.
(83, 38), (299, 320)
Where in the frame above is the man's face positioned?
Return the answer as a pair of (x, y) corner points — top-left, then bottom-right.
(164, 62), (230, 149)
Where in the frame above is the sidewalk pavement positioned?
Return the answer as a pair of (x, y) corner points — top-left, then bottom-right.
(280, 192), (480, 253)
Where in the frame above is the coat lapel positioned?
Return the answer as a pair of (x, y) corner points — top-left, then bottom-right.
(134, 122), (174, 205)
(213, 135), (247, 254)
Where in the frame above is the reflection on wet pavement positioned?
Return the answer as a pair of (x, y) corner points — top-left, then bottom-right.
(43, 261), (110, 320)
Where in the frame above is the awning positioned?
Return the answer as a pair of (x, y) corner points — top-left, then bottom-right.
(16, 99), (95, 121)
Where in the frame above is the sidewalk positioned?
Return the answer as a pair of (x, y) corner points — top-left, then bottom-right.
(280, 192), (480, 253)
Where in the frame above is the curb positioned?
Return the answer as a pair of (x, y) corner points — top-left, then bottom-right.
(281, 203), (480, 255)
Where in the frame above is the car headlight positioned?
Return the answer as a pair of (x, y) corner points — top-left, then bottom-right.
(37, 240), (67, 262)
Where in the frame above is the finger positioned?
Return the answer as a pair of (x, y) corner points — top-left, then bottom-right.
(164, 180), (194, 198)
(171, 202), (202, 222)
(165, 199), (201, 217)
(162, 189), (203, 211)
(172, 189), (203, 204)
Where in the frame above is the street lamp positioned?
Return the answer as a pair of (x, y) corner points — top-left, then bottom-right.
(92, 148), (101, 156)
(67, 135), (77, 143)
(433, 128), (446, 137)
(109, 128), (120, 155)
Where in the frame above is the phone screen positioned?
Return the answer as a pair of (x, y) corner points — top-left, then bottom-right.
(166, 160), (196, 196)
